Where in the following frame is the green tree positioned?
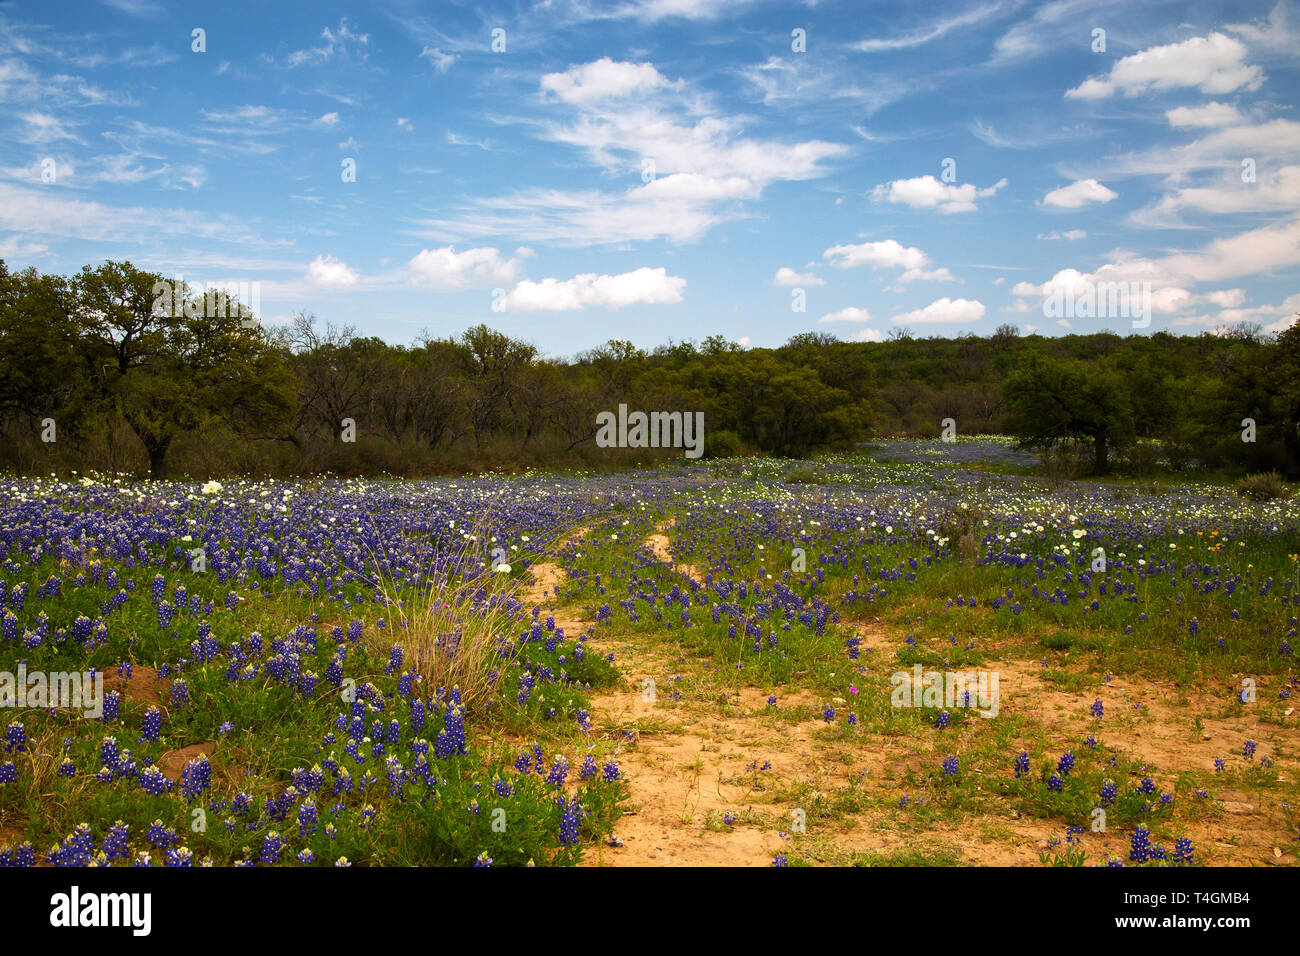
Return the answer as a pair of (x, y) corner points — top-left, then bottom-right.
(72, 260), (294, 475)
(1004, 354), (1134, 475)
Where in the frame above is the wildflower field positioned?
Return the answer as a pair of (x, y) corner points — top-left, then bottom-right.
(1, 443), (1298, 867)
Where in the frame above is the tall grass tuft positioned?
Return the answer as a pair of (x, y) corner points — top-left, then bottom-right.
(358, 508), (524, 718)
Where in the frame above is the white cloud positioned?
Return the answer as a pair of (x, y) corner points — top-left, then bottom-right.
(872, 175), (1007, 213)
(822, 241), (954, 287)
(737, 56), (913, 113)
(1072, 119), (1300, 184)
(1012, 265), (1193, 317)
(0, 235), (49, 260)
(407, 246), (521, 289)
(854, 5), (1002, 52)
(285, 19), (370, 69)
(19, 111), (80, 144)
(574, 0), (757, 22)
(854, 328), (884, 342)
(1133, 165), (1300, 225)
(817, 307), (872, 323)
(1159, 214), (1300, 282)
(541, 57), (677, 105)
(416, 187), (728, 245)
(1008, 216), (1300, 319)
(1066, 33), (1264, 100)
(773, 267), (824, 286)
(501, 266), (685, 311)
(419, 46), (457, 73)
(824, 239), (929, 270)
(0, 182), (270, 245)
(396, 117), (413, 131)
(1227, 1), (1300, 55)
(637, 172), (758, 201)
(1202, 288), (1248, 308)
(423, 58), (846, 246)
(892, 297), (986, 324)
(1041, 178), (1117, 209)
(1165, 102), (1244, 128)
(317, 112), (340, 126)
(306, 254), (359, 288)
(1216, 292), (1300, 334)
(992, 0), (1111, 64)
(1038, 229), (1087, 240)
(897, 267), (956, 283)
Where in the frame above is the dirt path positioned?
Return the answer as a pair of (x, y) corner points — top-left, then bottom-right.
(520, 519), (804, 865)
(642, 517), (707, 585)
(517, 520), (1299, 867)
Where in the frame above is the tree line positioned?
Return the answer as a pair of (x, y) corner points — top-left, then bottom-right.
(1, 260), (1296, 480)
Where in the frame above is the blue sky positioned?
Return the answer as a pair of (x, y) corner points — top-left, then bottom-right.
(2, 0), (1298, 356)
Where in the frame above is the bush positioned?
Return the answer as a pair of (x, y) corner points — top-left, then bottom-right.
(1041, 444), (1083, 487)
(1235, 471), (1292, 501)
(704, 429), (748, 459)
(1123, 441), (1161, 477)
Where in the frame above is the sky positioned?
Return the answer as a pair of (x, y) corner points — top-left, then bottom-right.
(1, 0), (1298, 357)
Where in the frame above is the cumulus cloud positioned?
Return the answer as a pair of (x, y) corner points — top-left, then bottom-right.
(891, 297), (986, 324)
(817, 307), (872, 323)
(407, 246), (521, 288)
(897, 267), (955, 283)
(1041, 178), (1118, 209)
(773, 267), (824, 286)
(541, 57), (678, 104)
(306, 254), (359, 288)
(500, 266), (685, 311)
(1066, 33), (1264, 99)
(1038, 229), (1087, 240)
(824, 239), (929, 270)
(1165, 102), (1244, 128)
(822, 239), (955, 286)
(1202, 288), (1248, 308)
(871, 175), (1007, 213)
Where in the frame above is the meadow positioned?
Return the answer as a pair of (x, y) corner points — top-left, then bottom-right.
(1, 440), (1297, 867)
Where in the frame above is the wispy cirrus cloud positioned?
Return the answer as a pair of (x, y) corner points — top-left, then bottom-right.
(854, 4), (1005, 52)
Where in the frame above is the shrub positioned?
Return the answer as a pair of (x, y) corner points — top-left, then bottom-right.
(1235, 471), (1292, 501)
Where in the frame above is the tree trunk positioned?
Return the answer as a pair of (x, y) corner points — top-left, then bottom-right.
(1093, 435), (1109, 475)
(146, 438), (170, 477)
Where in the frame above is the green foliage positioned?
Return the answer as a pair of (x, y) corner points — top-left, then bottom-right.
(2, 259), (1297, 481)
